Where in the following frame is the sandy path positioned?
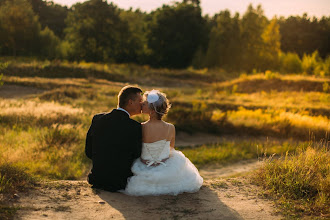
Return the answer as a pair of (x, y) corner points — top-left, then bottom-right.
(14, 179), (280, 220)
(13, 160), (281, 220)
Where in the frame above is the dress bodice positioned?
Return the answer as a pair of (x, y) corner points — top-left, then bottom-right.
(141, 140), (170, 167)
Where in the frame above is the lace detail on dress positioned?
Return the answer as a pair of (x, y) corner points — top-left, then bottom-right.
(141, 140), (170, 167)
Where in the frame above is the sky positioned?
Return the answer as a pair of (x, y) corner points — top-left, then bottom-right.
(52, 0), (330, 19)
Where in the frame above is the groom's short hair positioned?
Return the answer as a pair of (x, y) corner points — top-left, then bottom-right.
(118, 85), (142, 108)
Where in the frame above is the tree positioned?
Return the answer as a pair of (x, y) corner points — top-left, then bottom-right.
(28, 0), (69, 38)
(0, 0), (41, 56)
(279, 14), (330, 58)
(261, 18), (281, 70)
(64, 0), (130, 62)
(240, 4), (268, 72)
(147, 2), (207, 68)
(204, 11), (241, 70)
(119, 9), (149, 63)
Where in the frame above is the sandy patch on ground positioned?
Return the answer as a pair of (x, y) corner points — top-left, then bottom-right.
(12, 160), (281, 220)
(14, 178), (280, 220)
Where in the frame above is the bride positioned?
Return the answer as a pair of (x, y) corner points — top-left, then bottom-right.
(123, 90), (203, 196)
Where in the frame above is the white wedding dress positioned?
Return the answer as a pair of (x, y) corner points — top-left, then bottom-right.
(123, 140), (203, 196)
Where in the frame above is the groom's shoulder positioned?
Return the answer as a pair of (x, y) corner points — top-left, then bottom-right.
(92, 112), (106, 122)
(128, 118), (142, 128)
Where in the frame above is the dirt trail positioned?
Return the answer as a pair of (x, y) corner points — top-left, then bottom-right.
(13, 160), (281, 220)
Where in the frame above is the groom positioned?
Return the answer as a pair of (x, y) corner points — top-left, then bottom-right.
(85, 85), (143, 192)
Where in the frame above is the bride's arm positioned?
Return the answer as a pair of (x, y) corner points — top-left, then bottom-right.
(170, 124), (175, 149)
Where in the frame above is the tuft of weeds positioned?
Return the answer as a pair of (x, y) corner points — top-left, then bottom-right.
(0, 162), (35, 194)
(0, 205), (19, 220)
(252, 140), (330, 218)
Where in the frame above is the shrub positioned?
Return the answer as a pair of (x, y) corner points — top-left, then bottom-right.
(280, 52), (302, 73)
(302, 51), (321, 75)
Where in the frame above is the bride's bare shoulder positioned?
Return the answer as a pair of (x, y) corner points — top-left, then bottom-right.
(164, 121), (175, 127)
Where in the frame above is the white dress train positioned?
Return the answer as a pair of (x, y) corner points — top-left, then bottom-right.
(123, 140), (203, 196)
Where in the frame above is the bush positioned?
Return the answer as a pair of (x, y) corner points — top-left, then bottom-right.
(302, 51), (321, 75)
(280, 52), (302, 73)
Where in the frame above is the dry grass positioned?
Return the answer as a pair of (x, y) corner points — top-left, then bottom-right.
(252, 141), (329, 218)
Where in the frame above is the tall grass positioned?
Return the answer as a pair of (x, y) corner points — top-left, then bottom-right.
(252, 140), (329, 218)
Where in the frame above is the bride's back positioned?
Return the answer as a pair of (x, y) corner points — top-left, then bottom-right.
(142, 120), (175, 147)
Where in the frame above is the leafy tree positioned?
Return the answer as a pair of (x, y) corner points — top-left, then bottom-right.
(204, 10), (241, 70)
(28, 0), (69, 38)
(119, 9), (149, 63)
(64, 0), (130, 62)
(261, 18), (281, 70)
(317, 16), (330, 58)
(0, 0), (41, 56)
(240, 4), (268, 72)
(147, 2), (207, 68)
(279, 14), (330, 58)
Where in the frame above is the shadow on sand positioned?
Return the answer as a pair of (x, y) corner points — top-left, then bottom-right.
(98, 185), (243, 220)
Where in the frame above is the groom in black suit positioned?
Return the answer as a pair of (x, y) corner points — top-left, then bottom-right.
(85, 86), (143, 192)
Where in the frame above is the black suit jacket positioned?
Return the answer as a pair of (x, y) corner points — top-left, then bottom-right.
(85, 109), (142, 191)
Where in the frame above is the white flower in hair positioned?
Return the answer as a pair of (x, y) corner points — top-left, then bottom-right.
(147, 90), (160, 103)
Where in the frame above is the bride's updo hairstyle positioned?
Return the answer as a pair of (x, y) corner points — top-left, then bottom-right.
(144, 90), (171, 120)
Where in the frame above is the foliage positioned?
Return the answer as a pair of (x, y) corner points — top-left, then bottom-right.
(240, 4), (268, 72)
(119, 9), (149, 64)
(302, 50), (322, 75)
(63, 0), (130, 62)
(260, 18), (281, 70)
(0, 0), (41, 56)
(203, 10), (241, 70)
(0, 1), (329, 71)
(147, 2), (207, 68)
(280, 52), (302, 73)
(0, 0), (60, 58)
(252, 144), (330, 218)
(27, 0), (69, 38)
(279, 14), (330, 59)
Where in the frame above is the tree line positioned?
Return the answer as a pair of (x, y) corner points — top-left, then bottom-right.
(0, 0), (329, 73)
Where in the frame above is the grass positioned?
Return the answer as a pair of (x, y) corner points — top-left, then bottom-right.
(0, 59), (329, 219)
(252, 140), (329, 218)
(0, 162), (35, 220)
(0, 205), (19, 220)
(0, 162), (35, 194)
(180, 140), (306, 168)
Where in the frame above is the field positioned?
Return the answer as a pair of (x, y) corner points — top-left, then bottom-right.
(0, 59), (329, 218)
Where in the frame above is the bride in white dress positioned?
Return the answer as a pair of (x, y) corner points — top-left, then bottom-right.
(123, 90), (203, 196)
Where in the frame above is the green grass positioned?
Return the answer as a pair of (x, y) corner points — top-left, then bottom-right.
(180, 141), (306, 168)
(252, 142), (329, 218)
